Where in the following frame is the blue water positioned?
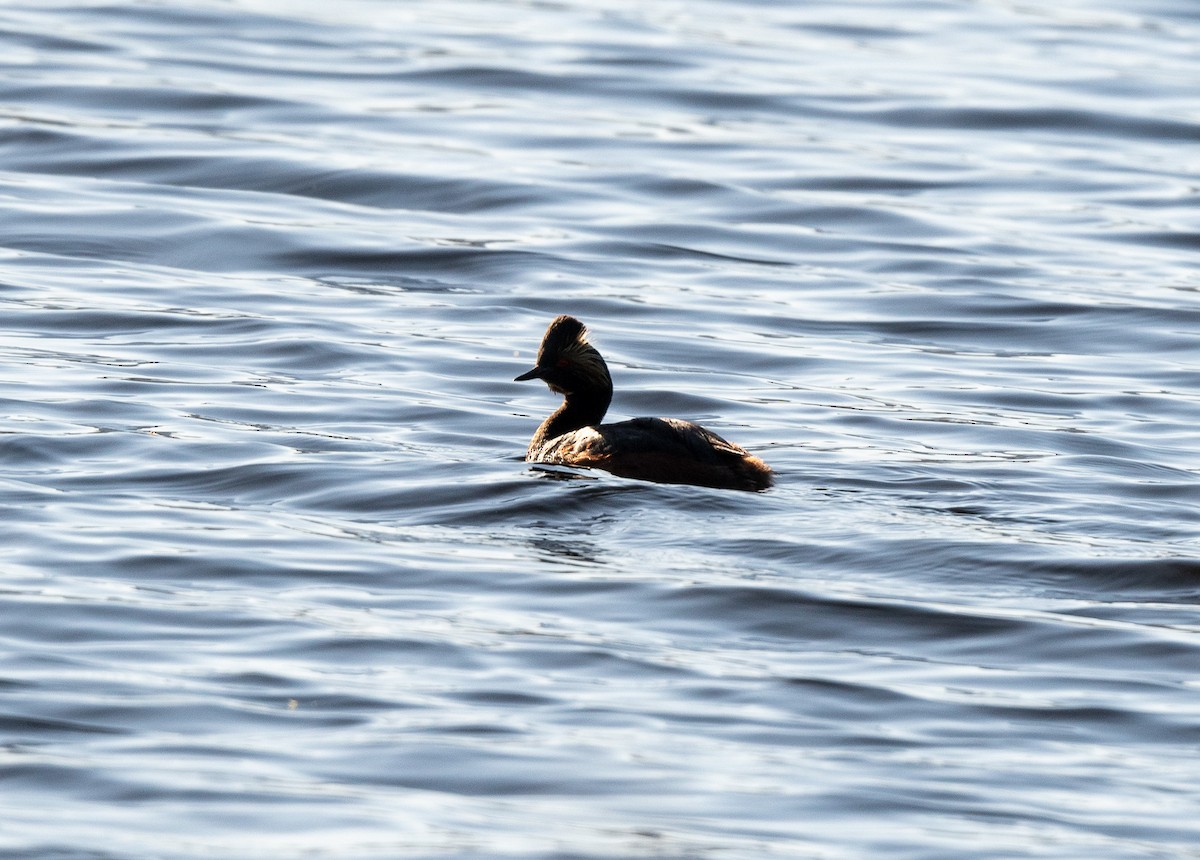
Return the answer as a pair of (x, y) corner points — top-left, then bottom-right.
(2, 1), (1199, 857)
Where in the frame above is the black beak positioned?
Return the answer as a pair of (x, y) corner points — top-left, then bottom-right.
(514, 366), (542, 382)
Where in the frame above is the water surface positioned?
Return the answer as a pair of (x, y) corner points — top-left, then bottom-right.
(1, 1), (1199, 857)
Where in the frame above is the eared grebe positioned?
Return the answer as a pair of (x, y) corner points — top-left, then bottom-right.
(514, 315), (774, 491)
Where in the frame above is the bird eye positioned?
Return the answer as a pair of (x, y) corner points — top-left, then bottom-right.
(557, 357), (569, 368)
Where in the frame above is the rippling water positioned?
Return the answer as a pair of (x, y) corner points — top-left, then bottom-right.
(2, 1), (1199, 857)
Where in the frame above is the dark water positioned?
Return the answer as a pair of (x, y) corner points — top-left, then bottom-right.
(2, 1), (1199, 857)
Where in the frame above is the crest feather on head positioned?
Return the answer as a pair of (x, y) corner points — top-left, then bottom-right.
(537, 315), (589, 364)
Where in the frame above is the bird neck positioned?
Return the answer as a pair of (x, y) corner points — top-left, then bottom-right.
(529, 384), (612, 452)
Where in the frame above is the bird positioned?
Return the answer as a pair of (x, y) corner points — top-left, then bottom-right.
(514, 315), (773, 491)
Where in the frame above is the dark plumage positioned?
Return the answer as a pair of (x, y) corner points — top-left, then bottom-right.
(514, 315), (774, 491)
